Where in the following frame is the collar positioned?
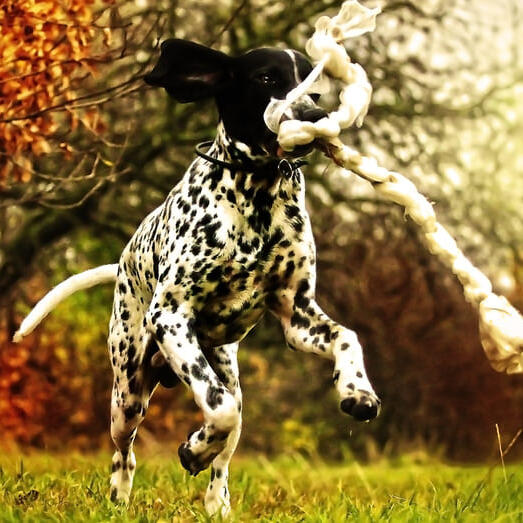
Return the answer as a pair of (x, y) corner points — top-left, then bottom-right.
(195, 140), (308, 178)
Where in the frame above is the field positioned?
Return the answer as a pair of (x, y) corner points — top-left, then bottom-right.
(0, 452), (521, 522)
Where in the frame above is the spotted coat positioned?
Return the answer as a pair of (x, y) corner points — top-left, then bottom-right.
(107, 39), (380, 517)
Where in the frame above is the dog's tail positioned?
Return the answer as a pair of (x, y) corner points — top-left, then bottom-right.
(13, 264), (119, 343)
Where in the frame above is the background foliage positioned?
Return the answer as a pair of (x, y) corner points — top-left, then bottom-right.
(1, 0), (522, 461)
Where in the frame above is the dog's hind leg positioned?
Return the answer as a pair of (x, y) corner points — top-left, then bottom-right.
(204, 343), (242, 517)
(107, 283), (156, 504)
(109, 377), (146, 504)
(109, 338), (172, 504)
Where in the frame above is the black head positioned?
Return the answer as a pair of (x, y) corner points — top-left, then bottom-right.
(145, 39), (327, 157)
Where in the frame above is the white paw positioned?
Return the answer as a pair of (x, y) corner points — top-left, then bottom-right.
(205, 489), (231, 517)
(110, 484), (130, 504)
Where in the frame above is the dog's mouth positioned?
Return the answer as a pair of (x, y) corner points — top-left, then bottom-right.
(267, 104), (327, 159)
(264, 133), (316, 159)
(276, 142), (315, 159)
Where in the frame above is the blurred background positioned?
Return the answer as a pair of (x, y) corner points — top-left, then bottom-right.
(1, 0), (522, 462)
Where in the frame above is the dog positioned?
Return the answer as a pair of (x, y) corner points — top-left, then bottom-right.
(14, 39), (381, 516)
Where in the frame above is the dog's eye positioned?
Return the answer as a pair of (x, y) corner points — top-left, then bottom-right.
(257, 73), (277, 86)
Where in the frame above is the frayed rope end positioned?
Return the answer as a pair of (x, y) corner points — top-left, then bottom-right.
(12, 330), (24, 344)
(479, 294), (523, 374)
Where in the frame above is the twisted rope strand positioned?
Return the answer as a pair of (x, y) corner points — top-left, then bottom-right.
(324, 139), (523, 374)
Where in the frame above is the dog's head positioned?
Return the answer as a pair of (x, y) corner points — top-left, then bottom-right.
(145, 39), (326, 157)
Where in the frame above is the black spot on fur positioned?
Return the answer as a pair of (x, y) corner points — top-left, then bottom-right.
(206, 386), (224, 409)
(191, 363), (208, 381)
(124, 402), (141, 421)
(316, 323), (332, 343)
(295, 280), (308, 298)
(155, 324), (165, 343)
(285, 204), (299, 219)
(204, 222), (224, 248)
(152, 253), (159, 280)
(291, 312), (310, 329)
(295, 293), (310, 310)
(284, 260), (295, 280)
(226, 189), (237, 204)
(207, 266), (222, 281)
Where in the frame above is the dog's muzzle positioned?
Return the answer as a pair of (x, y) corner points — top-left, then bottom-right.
(292, 104), (328, 124)
(279, 99), (328, 126)
(273, 101), (328, 157)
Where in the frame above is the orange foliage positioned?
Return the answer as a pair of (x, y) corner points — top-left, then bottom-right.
(0, 0), (106, 183)
(0, 333), (59, 444)
(0, 322), (202, 450)
(0, 323), (111, 447)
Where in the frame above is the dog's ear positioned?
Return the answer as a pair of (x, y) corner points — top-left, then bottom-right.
(144, 39), (233, 103)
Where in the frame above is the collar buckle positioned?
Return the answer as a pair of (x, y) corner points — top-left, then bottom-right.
(277, 159), (294, 178)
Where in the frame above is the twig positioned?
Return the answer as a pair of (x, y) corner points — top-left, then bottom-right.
(495, 424), (507, 483)
(0, 76), (143, 123)
(0, 53), (130, 86)
(208, 0), (249, 46)
(502, 428), (522, 458)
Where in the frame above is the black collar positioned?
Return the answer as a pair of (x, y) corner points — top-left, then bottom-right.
(195, 140), (307, 178)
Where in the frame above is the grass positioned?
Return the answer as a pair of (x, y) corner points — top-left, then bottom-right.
(0, 451), (521, 522)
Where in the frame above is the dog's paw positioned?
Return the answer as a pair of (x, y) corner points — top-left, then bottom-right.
(178, 442), (220, 476)
(109, 486), (130, 505)
(178, 427), (230, 475)
(205, 488), (231, 517)
(340, 390), (381, 421)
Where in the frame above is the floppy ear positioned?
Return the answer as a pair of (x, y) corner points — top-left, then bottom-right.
(144, 39), (233, 103)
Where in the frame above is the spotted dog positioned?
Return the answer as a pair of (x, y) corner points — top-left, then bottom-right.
(16, 39), (381, 516)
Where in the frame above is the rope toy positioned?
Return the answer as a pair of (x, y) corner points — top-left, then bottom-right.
(264, 0), (523, 375)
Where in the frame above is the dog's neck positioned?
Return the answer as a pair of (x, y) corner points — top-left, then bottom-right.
(195, 123), (303, 190)
(213, 122), (278, 168)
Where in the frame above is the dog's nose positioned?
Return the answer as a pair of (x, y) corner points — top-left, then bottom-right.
(299, 107), (328, 123)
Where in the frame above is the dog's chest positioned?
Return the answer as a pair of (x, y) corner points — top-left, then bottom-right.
(122, 163), (314, 348)
(191, 176), (312, 346)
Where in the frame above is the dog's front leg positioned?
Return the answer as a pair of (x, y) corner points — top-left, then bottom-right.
(204, 343), (242, 517)
(145, 302), (240, 476)
(278, 281), (380, 421)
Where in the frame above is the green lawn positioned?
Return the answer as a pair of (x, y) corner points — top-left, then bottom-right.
(0, 452), (521, 522)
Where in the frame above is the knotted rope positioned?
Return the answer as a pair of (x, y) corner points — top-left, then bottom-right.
(264, 0), (523, 374)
